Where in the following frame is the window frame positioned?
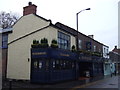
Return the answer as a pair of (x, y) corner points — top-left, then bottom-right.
(58, 31), (71, 50)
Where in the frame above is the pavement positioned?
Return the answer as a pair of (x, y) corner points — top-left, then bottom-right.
(86, 76), (119, 88)
(2, 75), (120, 90)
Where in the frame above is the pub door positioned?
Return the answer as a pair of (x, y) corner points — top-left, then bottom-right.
(78, 62), (92, 77)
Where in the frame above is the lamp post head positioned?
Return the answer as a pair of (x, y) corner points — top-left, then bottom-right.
(86, 8), (91, 10)
(77, 8), (91, 15)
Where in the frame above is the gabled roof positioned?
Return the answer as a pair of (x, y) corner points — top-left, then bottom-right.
(34, 14), (52, 22)
(12, 14), (52, 28)
(9, 13), (109, 48)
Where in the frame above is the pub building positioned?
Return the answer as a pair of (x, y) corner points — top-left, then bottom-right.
(31, 48), (77, 83)
(6, 2), (108, 83)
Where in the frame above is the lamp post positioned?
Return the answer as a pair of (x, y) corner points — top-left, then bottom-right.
(75, 8), (90, 79)
(76, 8), (90, 51)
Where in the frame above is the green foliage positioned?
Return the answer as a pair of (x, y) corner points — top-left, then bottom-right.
(39, 43), (49, 48)
(33, 40), (39, 44)
(71, 45), (76, 52)
(31, 39), (39, 48)
(72, 45), (75, 50)
(51, 39), (57, 44)
(40, 38), (49, 48)
(41, 38), (48, 44)
(92, 52), (102, 57)
(79, 50), (92, 55)
(51, 39), (58, 48)
(78, 49), (102, 57)
(31, 38), (49, 48)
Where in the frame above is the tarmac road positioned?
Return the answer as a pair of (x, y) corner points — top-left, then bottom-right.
(73, 75), (119, 89)
(2, 75), (120, 90)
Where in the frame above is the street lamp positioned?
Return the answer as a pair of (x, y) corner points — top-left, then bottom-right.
(76, 8), (90, 51)
(75, 8), (91, 80)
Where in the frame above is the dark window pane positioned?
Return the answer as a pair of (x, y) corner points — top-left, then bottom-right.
(45, 60), (49, 71)
(58, 32), (70, 50)
(2, 35), (8, 41)
(39, 61), (43, 69)
(2, 41), (8, 48)
(34, 61), (38, 69)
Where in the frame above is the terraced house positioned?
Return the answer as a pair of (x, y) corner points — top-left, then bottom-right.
(7, 2), (109, 83)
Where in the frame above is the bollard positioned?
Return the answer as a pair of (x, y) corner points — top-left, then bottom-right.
(9, 79), (12, 90)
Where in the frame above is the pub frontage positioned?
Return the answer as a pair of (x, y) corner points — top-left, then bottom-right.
(31, 47), (104, 83)
(78, 54), (104, 78)
(31, 48), (78, 83)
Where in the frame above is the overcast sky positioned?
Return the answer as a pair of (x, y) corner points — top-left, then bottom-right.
(1, 0), (119, 51)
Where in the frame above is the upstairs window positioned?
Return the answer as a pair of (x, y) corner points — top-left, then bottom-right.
(78, 39), (82, 49)
(86, 41), (92, 51)
(93, 45), (96, 52)
(2, 34), (8, 48)
(58, 32), (70, 50)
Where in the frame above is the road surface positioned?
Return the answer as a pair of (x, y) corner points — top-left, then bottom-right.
(73, 75), (119, 89)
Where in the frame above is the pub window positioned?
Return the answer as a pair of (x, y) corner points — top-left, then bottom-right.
(99, 49), (101, 52)
(52, 60), (75, 70)
(69, 61), (72, 69)
(60, 60), (63, 69)
(78, 39), (82, 49)
(66, 61), (69, 69)
(45, 60), (49, 71)
(2, 34), (8, 48)
(34, 61), (38, 69)
(63, 60), (66, 69)
(53, 60), (55, 68)
(94, 45), (96, 52)
(86, 42), (92, 51)
(72, 61), (75, 69)
(55, 60), (60, 70)
(58, 31), (70, 50)
(38, 61), (43, 69)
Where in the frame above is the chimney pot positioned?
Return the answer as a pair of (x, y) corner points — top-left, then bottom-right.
(28, 2), (32, 5)
(88, 35), (94, 39)
(115, 46), (117, 49)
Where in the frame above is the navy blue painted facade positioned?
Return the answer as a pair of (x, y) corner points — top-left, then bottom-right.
(31, 48), (104, 83)
(31, 48), (77, 83)
(31, 48), (78, 60)
(78, 54), (104, 77)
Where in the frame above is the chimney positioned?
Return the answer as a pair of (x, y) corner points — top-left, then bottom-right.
(23, 2), (37, 16)
(88, 35), (94, 39)
(115, 46), (117, 49)
(112, 45), (118, 53)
